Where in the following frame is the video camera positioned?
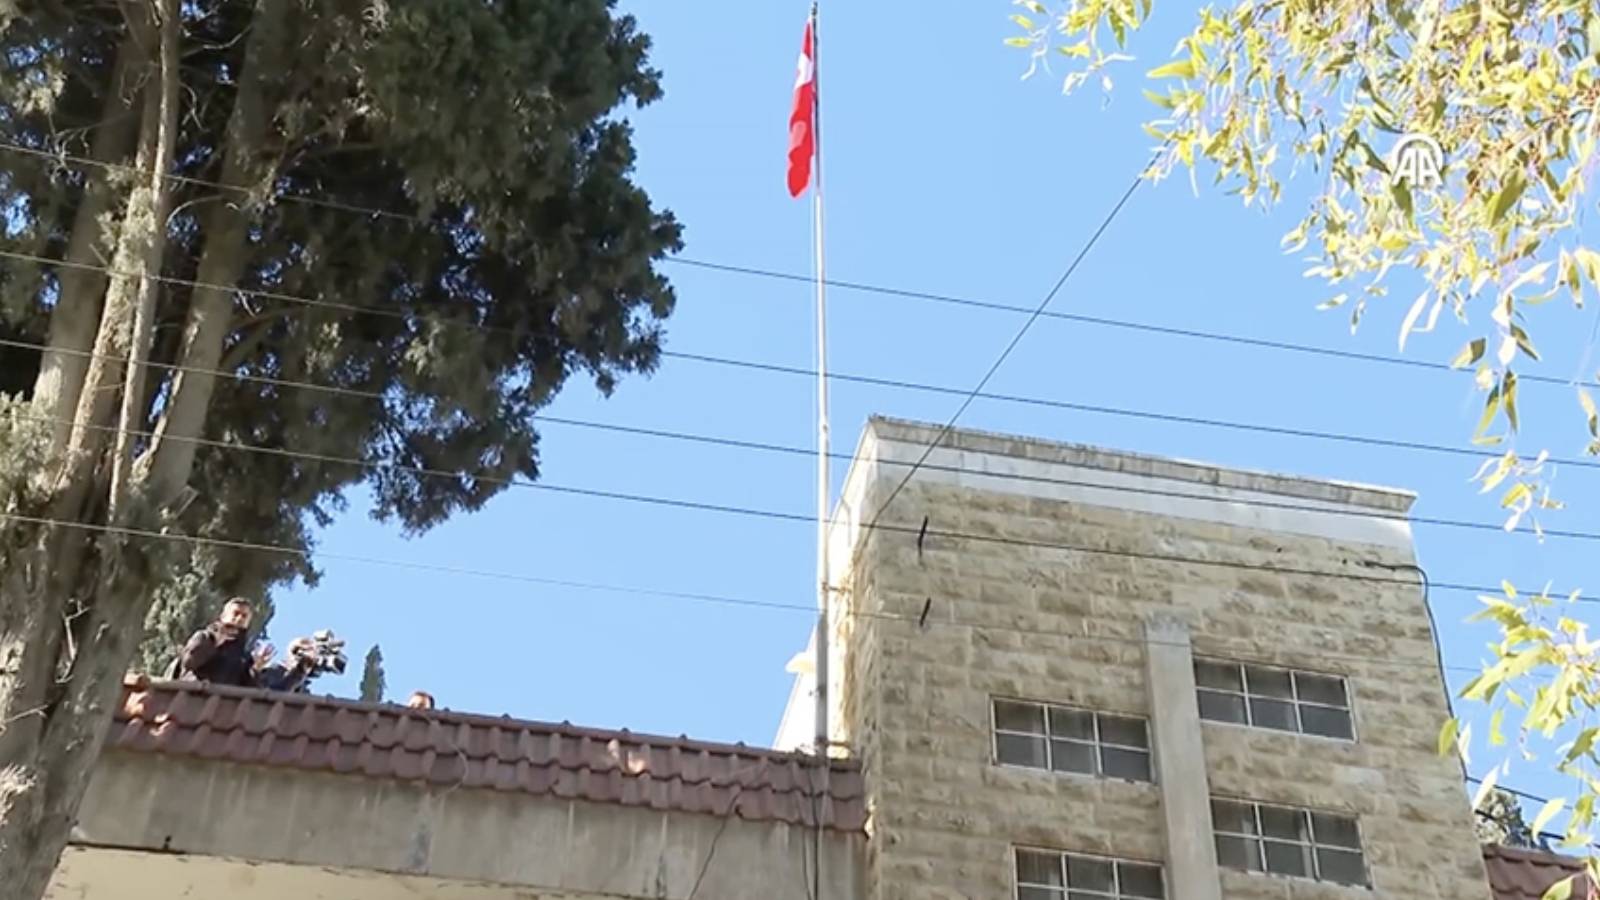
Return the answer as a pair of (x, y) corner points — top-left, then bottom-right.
(290, 629), (348, 679)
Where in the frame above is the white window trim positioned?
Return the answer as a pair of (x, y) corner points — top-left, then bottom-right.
(1211, 797), (1370, 889)
(990, 697), (1156, 784)
(1194, 659), (1358, 742)
(1013, 845), (1166, 900)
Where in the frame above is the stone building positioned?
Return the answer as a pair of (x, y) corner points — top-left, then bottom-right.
(50, 417), (1519, 899)
(777, 416), (1491, 900)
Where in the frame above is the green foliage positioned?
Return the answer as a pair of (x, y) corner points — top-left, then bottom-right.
(1, 0), (681, 608)
(359, 645), (385, 703)
(1442, 583), (1599, 852)
(1008, 0), (1600, 534)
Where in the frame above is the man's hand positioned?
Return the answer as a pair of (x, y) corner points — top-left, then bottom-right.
(253, 643), (276, 671)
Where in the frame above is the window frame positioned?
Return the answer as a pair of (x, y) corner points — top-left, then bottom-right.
(1014, 845), (1166, 900)
(1193, 658), (1357, 742)
(990, 697), (1155, 784)
(1210, 797), (1370, 888)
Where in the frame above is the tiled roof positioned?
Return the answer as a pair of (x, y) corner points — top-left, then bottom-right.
(111, 676), (866, 832)
(1484, 844), (1596, 900)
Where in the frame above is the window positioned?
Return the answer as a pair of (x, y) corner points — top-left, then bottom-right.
(993, 699), (1152, 782)
(1211, 798), (1368, 887)
(1194, 660), (1354, 740)
(1016, 848), (1164, 900)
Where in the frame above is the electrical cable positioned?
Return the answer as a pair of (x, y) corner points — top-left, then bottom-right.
(7, 249), (1599, 472)
(8, 138), (1585, 392)
(667, 257), (1586, 391)
(861, 161), (1151, 538)
(7, 338), (1600, 543)
(3, 411), (1577, 601)
(0, 507), (1492, 674)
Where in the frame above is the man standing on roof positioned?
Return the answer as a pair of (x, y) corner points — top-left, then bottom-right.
(169, 598), (267, 687)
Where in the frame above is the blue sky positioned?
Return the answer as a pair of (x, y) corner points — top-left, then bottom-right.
(266, 2), (1597, 819)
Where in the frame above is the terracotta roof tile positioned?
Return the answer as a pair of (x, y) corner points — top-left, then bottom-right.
(111, 676), (865, 832)
(1484, 844), (1596, 900)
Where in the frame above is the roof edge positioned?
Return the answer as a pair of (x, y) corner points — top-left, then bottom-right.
(863, 415), (1418, 514)
(120, 675), (861, 772)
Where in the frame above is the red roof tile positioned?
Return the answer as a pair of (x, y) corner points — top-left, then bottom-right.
(1484, 844), (1596, 900)
(111, 676), (865, 832)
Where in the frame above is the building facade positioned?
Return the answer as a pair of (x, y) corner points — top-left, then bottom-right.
(54, 417), (1500, 899)
(781, 417), (1491, 900)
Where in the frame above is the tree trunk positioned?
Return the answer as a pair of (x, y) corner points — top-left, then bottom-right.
(0, 3), (180, 897)
(138, 0), (291, 507)
(31, 34), (142, 462)
(0, 526), (153, 900)
(111, 0), (181, 514)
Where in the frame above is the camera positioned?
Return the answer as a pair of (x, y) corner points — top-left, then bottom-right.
(291, 629), (348, 678)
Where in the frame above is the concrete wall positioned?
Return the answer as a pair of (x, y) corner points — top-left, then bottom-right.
(834, 419), (1488, 900)
(57, 750), (864, 900)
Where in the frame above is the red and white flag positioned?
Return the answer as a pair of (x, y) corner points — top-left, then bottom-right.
(786, 17), (816, 198)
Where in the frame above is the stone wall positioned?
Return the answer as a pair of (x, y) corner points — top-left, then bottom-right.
(835, 418), (1488, 900)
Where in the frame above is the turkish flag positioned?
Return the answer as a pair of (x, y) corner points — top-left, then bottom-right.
(786, 19), (816, 198)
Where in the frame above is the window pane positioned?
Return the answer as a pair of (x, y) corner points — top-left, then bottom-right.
(1117, 863), (1164, 899)
(1197, 690), (1247, 724)
(1020, 887), (1063, 900)
(1049, 707), (1095, 740)
(1263, 840), (1311, 878)
(1065, 855), (1115, 892)
(1259, 805), (1307, 840)
(1214, 835), (1261, 872)
(1249, 697), (1297, 732)
(1068, 893), (1110, 900)
(1101, 747), (1152, 782)
(1245, 666), (1294, 699)
(1018, 850), (1065, 887)
(1211, 799), (1258, 835)
(1300, 705), (1354, 740)
(1098, 715), (1148, 749)
(1310, 813), (1361, 849)
(996, 700), (1046, 734)
(1316, 848), (1368, 886)
(1195, 661), (1242, 690)
(1051, 740), (1096, 775)
(1294, 672), (1348, 707)
(997, 733), (1048, 768)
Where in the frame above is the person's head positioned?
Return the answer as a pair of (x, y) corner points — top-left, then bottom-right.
(217, 598), (252, 634)
(406, 691), (434, 710)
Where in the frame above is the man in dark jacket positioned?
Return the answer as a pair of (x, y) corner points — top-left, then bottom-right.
(171, 597), (261, 686)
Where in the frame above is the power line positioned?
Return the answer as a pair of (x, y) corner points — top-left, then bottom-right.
(4, 410), (1579, 601)
(10, 338), (1600, 544)
(863, 160), (1151, 538)
(1473, 809), (1567, 845)
(663, 349), (1600, 471)
(8, 248), (1598, 471)
(0, 509), (1488, 674)
(0, 139), (428, 225)
(6, 140), (1582, 392)
(1467, 776), (1554, 807)
(668, 257), (1586, 391)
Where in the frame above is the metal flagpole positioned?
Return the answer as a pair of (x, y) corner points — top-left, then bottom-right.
(809, 2), (831, 895)
(810, 0), (830, 764)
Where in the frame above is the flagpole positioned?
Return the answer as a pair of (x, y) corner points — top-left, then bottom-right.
(809, 0), (831, 768)
(808, 7), (831, 898)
